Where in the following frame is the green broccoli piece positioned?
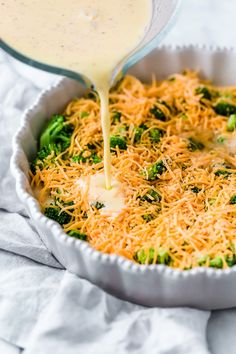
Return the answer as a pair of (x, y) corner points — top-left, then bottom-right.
(134, 247), (171, 265)
(183, 266), (192, 271)
(214, 164), (232, 177)
(150, 106), (166, 121)
(134, 249), (148, 264)
(112, 111), (121, 123)
(139, 189), (161, 203)
(134, 248), (155, 264)
(227, 114), (236, 131)
(225, 255), (236, 267)
(110, 135), (127, 150)
(81, 112), (89, 118)
(158, 100), (172, 111)
(68, 230), (87, 241)
(217, 136), (225, 144)
(230, 195), (236, 204)
(72, 150), (101, 164)
(195, 86), (212, 100)
(191, 186), (201, 194)
(157, 248), (172, 265)
(215, 170), (232, 177)
(187, 138), (205, 152)
(72, 153), (87, 163)
(149, 128), (163, 143)
(37, 146), (52, 160)
(62, 201), (74, 208)
(91, 153), (102, 164)
(142, 214), (154, 222)
(30, 146), (53, 174)
(214, 101), (236, 116)
(209, 257), (223, 269)
(88, 145), (102, 163)
(145, 160), (167, 181)
(87, 143), (97, 150)
(40, 115), (73, 152)
(134, 124), (147, 143)
(91, 201), (105, 210)
(44, 207), (71, 225)
(197, 255), (208, 266)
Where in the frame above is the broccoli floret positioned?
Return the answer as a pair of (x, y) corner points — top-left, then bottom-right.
(225, 255), (236, 267)
(139, 189), (161, 203)
(30, 146), (53, 174)
(214, 101), (236, 116)
(37, 146), (52, 160)
(134, 124), (147, 143)
(91, 154), (102, 164)
(227, 114), (236, 131)
(40, 115), (64, 147)
(118, 126), (128, 135)
(209, 257), (223, 269)
(87, 143), (96, 150)
(110, 135), (127, 150)
(191, 186), (201, 194)
(217, 136), (225, 144)
(214, 164), (232, 177)
(158, 100), (172, 111)
(72, 153), (87, 163)
(112, 111), (121, 123)
(215, 170), (232, 177)
(134, 247), (171, 265)
(183, 266), (192, 271)
(195, 86), (212, 100)
(187, 138), (205, 152)
(81, 112), (89, 118)
(44, 207), (71, 225)
(230, 195), (236, 204)
(145, 160), (167, 181)
(68, 230), (87, 241)
(72, 150), (101, 164)
(91, 201), (105, 210)
(40, 114), (73, 152)
(157, 248), (172, 265)
(150, 106), (166, 121)
(149, 128), (163, 143)
(134, 249), (149, 264)
(134, 248), (156, 264)
(197, 255), (208, 266)
(142, 214), (154, 222)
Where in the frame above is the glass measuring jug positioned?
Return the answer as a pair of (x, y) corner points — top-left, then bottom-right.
(0, 0), (182, 87)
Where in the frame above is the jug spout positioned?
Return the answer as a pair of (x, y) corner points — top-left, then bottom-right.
(111, 0), (182, 87)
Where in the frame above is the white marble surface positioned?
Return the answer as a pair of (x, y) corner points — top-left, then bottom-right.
(164, 0), (236, 48)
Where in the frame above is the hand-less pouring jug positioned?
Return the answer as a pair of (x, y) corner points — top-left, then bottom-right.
(0, 0), (182, 87)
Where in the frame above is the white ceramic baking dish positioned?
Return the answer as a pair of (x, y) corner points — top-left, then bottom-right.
(11, 46), (236, 309)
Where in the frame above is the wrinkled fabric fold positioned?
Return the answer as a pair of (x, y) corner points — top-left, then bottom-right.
(25, 273), (211, 354)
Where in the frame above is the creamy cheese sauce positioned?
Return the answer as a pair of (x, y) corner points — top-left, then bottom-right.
(77, 174), (125, 219)
(0, 0), (151, 215)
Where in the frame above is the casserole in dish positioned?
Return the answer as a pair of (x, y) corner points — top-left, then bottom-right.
(11, 46), (236, 309)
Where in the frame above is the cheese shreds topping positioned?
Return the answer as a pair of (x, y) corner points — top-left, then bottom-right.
(30, 71), (236, 269)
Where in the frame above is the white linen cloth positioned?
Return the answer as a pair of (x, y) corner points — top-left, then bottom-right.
(1, 1), (236, 353)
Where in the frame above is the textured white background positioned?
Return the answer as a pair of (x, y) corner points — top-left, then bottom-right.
(1, 0), (236, 353)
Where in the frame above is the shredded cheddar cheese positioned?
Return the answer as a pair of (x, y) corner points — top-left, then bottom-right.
(30, 71), (236, 269)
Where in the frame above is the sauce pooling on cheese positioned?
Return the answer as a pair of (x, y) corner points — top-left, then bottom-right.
(0, 0), (151, 198)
